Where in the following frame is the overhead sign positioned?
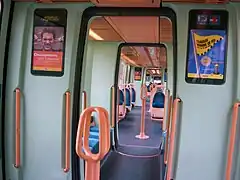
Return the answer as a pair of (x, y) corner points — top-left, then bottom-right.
(134, 67), (142, 81)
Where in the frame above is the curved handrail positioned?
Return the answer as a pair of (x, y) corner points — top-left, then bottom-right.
(164, 95), (173, 164)
(14, 88), (21, 168)
(82, 91), (87, 110)
(63, 91), (71, 172)
(76, 107), (110, 180)
(225, 102), (240, 180)
(166, 98), (181, 180)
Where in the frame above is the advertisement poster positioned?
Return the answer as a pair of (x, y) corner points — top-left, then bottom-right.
(31, 9), (67, 76)
(134, 67), (142, 81)
(187, 29), (226, 80)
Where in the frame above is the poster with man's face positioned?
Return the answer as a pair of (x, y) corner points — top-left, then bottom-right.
(31, 9), (67, 76)
(33, 27), (64, 52)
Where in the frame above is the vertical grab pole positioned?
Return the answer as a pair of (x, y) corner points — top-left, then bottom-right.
(163, 89), (170, 130)
(136, 84), (149, 140)
(164, 95), (173, 164)
(110, 86), (115, 128)
(14, 88), (21, 168)
(63, 91), (71, 172)
(166, 98), (181, 180)
(225, 102), (240, 180)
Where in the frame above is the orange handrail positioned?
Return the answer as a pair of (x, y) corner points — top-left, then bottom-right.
(136, 84), (149, 140)
(225, 102), (240, 180)
(76, 107), (110, 180)
(164, 95), (173, 164)
(166, 98), (181, 180)
(111, 86), (115, 128)
(14, 88), (21, 168)
(82, 91), (87, 110)
(63, 91), (71, 172)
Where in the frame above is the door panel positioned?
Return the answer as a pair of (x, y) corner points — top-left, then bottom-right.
(4, 2), (91, 180)
(0, 0), (13, 179)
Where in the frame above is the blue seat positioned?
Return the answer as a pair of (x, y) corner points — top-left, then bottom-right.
(89, 131), (99, 139)
(131, 88), (136, 103)
(119, 89), (124, 105)
(90, 126), (99, 132)
(152, 91), (165, 108)
(88, 126), (114, 153)
(147, 85), (151, 92)
(89, 138), (99, 153)
(125, 88), (131, 106)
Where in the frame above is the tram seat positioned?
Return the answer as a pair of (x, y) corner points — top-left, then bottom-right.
(125, 88), (132, 112)
(147, 84), (151, 96)
(82, 121), (111, 153)
(88, 127), (114, 153)
(119, 89), (126, 121)
(151, 91), (165, 121)
(131, 87), (136, 106)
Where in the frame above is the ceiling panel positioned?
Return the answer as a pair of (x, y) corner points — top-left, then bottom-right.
(89, 17), (123, 41)
(15, 0), (89, 2)
(91, 0), (161, 7)
(14, 0), (229, 3)
(89, 17), (170, 68)
(105, 16), (159, 43)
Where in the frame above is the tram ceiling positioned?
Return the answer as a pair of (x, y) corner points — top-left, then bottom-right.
(89, 16), (170, 68)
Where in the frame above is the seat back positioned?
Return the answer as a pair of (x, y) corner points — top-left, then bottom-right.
(125, 88), (131, 106)
(131, 88), (136, 103)
(152, 91), (165, 108)
(119, 89), (124, 105)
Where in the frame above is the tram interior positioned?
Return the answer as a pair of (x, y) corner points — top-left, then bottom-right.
(1, 1), (240, 180)
(81, 16), (172, 179)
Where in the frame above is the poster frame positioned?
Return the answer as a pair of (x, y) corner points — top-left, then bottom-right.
(30, 8), (68, 77)
(185, 9), (229, 85)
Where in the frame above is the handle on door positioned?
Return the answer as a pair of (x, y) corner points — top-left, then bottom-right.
(14, 88), (21, 168)
(225, 102), (240, 180)
(63, 91), (71, 172)
(166, 98), (181, 180)
(82, 91), (87, 110)
(164, 95), (172, 164)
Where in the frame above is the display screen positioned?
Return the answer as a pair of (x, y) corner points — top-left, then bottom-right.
(134, 67), (142, 81)
(185, 10), (228, 85)
(31, 9), (67, 77)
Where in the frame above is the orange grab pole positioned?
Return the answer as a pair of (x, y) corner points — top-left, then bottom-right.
(164, 95), (173, 164)
(14, 88), (21, 168)
(63, 91), (71, 172)
(76, 107), (110, 180)
(166, 98), (181, 180)
(111, 86), (115, 128)
(136, 84), (149, 140)
(225, 102), (240, 180)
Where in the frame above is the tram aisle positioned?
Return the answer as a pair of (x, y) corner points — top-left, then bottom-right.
(100, 151), (161, 180)
(100, 101), (162, 180)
